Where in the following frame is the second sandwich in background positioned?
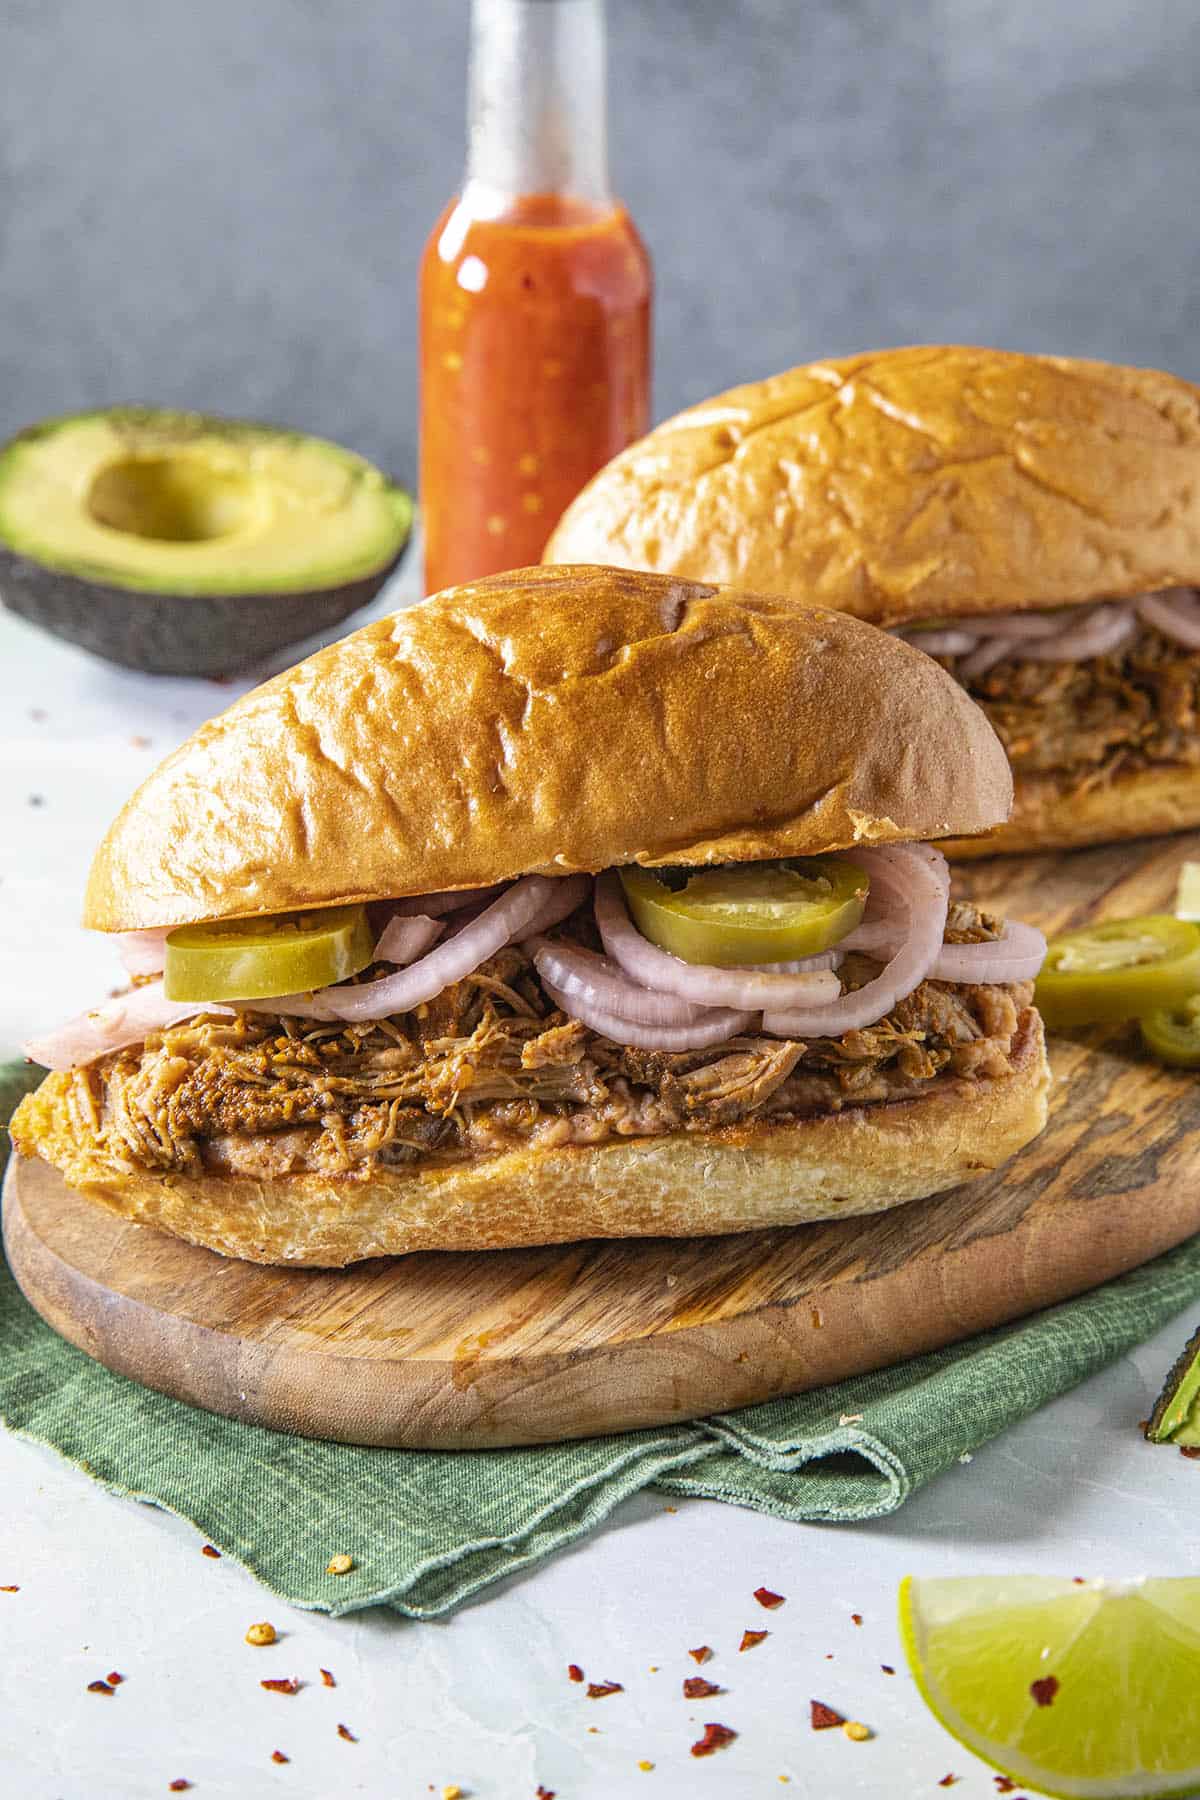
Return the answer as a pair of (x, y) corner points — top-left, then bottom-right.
(546, 345), (1200, 856)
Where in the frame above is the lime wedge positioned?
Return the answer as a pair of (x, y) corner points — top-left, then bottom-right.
(900, 1574), (1200, 1798)
(1146, 1326), (1200, 1447)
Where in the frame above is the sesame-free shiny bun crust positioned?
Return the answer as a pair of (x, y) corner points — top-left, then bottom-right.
(544, 347), (1200, 626)
(83, 565), (1011, 931)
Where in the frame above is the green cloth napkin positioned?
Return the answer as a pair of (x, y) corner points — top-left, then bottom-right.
(2, 1058), (1197, 1619)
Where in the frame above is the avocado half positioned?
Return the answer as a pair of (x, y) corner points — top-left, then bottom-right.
(0, 409), (413, 675)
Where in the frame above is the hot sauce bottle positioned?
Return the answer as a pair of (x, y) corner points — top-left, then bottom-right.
(419, 0), (652, 595)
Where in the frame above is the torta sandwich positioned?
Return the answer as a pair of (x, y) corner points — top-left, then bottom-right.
(545, 346), (1200, 855)
(11, 565), (1049, 1265)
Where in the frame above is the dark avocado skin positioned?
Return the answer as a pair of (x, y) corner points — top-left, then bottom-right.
(0, 544), (406, 677)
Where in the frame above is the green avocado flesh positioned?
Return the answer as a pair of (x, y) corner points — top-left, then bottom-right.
(1146, 1325), (1200, 1446)
(0, 409), (412, 596)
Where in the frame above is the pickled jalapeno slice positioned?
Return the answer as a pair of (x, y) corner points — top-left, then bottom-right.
(164, 904), (374, 1002)
(1034, 915), (1200, 1028)
(618, 858), (869, 967)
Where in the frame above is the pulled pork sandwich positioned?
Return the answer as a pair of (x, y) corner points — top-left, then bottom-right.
(545, 346), (1200, 856)
(11, 565), (1050, 1266)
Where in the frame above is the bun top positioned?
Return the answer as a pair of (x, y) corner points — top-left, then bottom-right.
(84, 565), (1011, 931)
(544, 346), (1200, 625)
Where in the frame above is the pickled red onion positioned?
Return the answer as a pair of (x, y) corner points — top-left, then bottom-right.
(762, 843), (949, 1037)
(927, 920), (1047, 984)
(1138, 588), (1200, 650)
(530, 937), (721, 1027)
(117, 928), (172, 976)
(539, 971), (752, 1050)
(373, 914), (443, 965)
(23, 982), (231, 1072)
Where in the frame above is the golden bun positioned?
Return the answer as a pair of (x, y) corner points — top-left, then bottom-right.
(544, 346), (1200, 627)
(83, 564), (1011, 931)
(944, 762), (1200, 858)
(11, 1012), (1048, 1265)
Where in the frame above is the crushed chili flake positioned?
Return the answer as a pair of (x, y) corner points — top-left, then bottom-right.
(688, 1646), (712, 1664)
(260, 1677), (302, 1695)
(1181, 1445), (1200, 1460)
(683, 1677), (721, 1699)
(201, 1545), (221, 1558)
(336, 1722), (357, 1741)
(106, 1671), (125, 1686)
(326, 1552), (354, 1575)
(0, 1585), (19, 1593)
(994, 1781), (1017, 1794)
(168, 1785), (192, 1794)
(271, 1751), (289, 1764)
(739, 1629), (768, 1652)
(320, 1667), (336, 1687)
(535, 1788), (556, 1799)
(567, 1663), (584, 1683)
(881, 1664), (895, 1675)
(1072, 1576), (1086, 1585)
(754, 1586), (785, 1609)
(1030, 1675), (1060, 1708)
(587, 1680), (624, 1699)
(691, 1722), (737, 1758)
(87, 1679), (115, 1695)
(638, 1762), (654, 1772)
(810, 1700), (845, 1730)
(245, 1622), (277, 1647)
(851, 1613), (863, 1626)
(843, 1720), (872, 1742)
(938, 1778), (960, 1788)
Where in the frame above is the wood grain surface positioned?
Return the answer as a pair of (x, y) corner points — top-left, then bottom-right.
(6, 831), (1200, 1449)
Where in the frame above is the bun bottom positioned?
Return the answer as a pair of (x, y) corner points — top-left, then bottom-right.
(946, 762), (1200, 858)
(13, 1012), (1049, 1266)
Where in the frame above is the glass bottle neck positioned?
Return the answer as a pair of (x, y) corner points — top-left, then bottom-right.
(463, 0), (611, 216)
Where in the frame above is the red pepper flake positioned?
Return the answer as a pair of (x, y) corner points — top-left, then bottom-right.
(536, 1788), (556, 1799)
(87, 1679), (115, 1695)
(851, 1612), (863, 1626)
(201, 1544), (221, 1559)
(336, 1722), (357, 1742)
(586, 1680), (623, 1699)
(938, 1778), (960, 1789)
(567, 1663), (584, 1683)
(688, 1645), (713, 1664)
(1181, 1445), (1200, 1459)
(0, 1585), (19, 1593)
(683, 1676), (722, 1699)
(106, 1671), (125, 1686)
(271, 1751), (289, 1764)
(739, 1629), (768, 1652)
(994, 1781), (1018, 1795)
(261, 1677), (302, 1695)
(320, 1667), (336, 1688)
(754, 1586), (785, 1609)
(168, 1785), (192, 1794)
(810, 1700), (845, 1730)
(1072, 1576), (1086, 1585)
(881, 1664), (895, 1675)
(691, 1722), (737, 1758)
(1030, 1675), (1059, 1708)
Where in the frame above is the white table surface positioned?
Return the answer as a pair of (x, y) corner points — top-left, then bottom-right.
(3, 586), (1199, 1800)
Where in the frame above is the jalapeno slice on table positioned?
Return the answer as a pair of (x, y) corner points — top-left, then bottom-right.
(619, 858), (869, 967)
(1034, 915), (1200, 1028)
(164, 904), (374, 1002)
(1140, 998), (1200, 1069)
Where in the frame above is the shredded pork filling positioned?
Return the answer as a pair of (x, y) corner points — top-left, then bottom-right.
(67, 900), (1033, 1182)
(937, 625), (1200, 786)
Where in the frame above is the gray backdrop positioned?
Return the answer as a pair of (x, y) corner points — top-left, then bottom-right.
(2, 0), (1197, 488)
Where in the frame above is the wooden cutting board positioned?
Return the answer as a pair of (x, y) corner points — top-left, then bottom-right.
(6, 831), (1200, 1450)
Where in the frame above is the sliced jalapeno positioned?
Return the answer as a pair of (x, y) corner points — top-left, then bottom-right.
(164, 904), (374, 1002)
(1034, 915), (1200, 1028)
(619, 857), (869, 967)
